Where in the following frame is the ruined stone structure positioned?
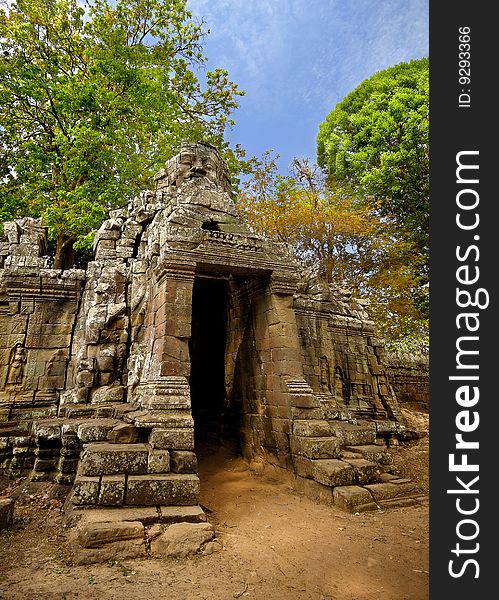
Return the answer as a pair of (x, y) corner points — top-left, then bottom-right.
(0, 142), (425, 562)
(385, 352), (429, 411)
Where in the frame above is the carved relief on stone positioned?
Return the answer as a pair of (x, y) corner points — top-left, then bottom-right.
(5, 343), (27, 386)
(319, 355), (331, 394)
(159, 142), (232, 195)
(334, 366), (345, 403)
(75, 358), (94, 402)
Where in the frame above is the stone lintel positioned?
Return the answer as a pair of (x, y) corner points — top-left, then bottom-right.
(156, 260), (197, 285)
(269, 272), (299, 296)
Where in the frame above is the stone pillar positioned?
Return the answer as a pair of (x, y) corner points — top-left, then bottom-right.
(241, 272), (324, 468)
(131, 261), (196, 434)
(268, 273), (320, 413)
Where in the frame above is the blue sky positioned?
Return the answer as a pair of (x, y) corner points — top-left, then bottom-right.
(188, 0), (428, 173)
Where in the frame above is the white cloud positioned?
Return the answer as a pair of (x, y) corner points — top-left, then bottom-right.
(189, 0), (290, 78)
(187, 0), (428, 165)
(189, 0), (427, 115)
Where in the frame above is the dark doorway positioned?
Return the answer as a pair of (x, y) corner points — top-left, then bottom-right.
(189, 276), (233, 450)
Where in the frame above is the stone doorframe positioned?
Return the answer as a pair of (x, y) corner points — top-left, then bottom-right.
(128, 257), (321, 470)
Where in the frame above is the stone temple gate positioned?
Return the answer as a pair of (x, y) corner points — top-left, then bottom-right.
(0, 142), (424, 562)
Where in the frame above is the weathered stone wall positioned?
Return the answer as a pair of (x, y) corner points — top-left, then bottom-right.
(0, 218), (84, 423)
(385, 352), (429, 410)
(294, 276), (400, 422)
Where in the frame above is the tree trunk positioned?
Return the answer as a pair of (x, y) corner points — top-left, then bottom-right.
(53, 233), (76, 270)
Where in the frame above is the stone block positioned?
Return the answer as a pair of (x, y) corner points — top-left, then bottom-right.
(170, 450), (197, 474)
(95, 404), (115, 419)
(125, 474), (200, 506)
(70, 505), (206, 526)
(344, 444), (393, 466)
(79, 443), (148, 476)
(310, 459), (356, 487)
(290, 407), (324, 420)
(106, 423), (140, 444)
(72, 538), (147, 565)
(293, 419), (331, 437)
(34, 421), (61, 441)
(332, 486), (377, 512)
(132, 410), (193, 429)
(91, 386), (125, 404)
(78, 419), (119, 443)
(0, 498), (14, 530)
(379, 472), (399, 483)
(98, 475), (126, 505)
(77, 520), (144, 548)
(268, 417), (292, 434)
(293, 456), (314, 479)
(294, 476), (333, 505)
(330, 423), (376, 445)
(364, 480), (418, 502)
(61, 434), (82, 452)
(61, 421), (84, 435)
(158, 505), (207, 524)
(72, 476), (100, 505)
(341, 458), (380, 485)
(148, 449), (170, 473)
(66, 406), (97, 419)
(288, 393), (319, 408)
(58, 457), (79, 474)
(33, 457), (56, 472)
(148, 428), (194, 450)
(150, 522), (214, 558)
(290, 436), (340, 459)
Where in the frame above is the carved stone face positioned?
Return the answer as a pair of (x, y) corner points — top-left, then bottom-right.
(177, 145), (219, 184)
(155, 142), (232, 195)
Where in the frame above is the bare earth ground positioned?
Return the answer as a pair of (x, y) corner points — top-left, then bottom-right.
(0, 409), (429, 600)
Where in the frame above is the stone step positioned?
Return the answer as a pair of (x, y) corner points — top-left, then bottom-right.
(290, 435), (340, 459)
(292, 419), (332, 437)
(344, 444), (393, 466)
(329, 422), (376, 445)
(340, 458), (381, 485)
(67, 509), (213, 565)
(374, 420), (406, 436)
(338, 450), (363, 460)
(67, 505), (207, 527)
(364, 479), (419, 502)
(72, 473), (200, 507)
(332, 478), (424, 512)
(295, 457), (356, 487)
(79, 442), (151, 476)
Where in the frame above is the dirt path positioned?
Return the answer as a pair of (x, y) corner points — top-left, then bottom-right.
(0, 412), (429, 600)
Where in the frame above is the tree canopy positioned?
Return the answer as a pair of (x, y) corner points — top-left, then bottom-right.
(316, 58), (429, 319)
(0, 0), (244, 267)
(238, 152), (380, 287)
(238, 151), (429, 352)
(237, 151), (428, 351)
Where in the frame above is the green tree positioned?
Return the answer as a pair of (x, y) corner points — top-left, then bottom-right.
(0, 0), (243, 267)
(317, 58), (429, 318)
